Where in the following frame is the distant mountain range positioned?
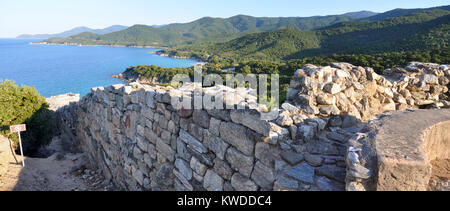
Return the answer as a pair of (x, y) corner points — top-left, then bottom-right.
(42, 10), (379, 46)
(36, 5), (449, 63)
(16, 25), (128, 39)
(164, 5), (449, 61)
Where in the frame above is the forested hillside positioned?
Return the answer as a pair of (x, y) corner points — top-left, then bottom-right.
(43, 12), (377, 46)
(167, 7), (449, 61)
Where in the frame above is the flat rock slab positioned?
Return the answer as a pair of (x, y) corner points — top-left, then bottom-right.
(364, 109), (450, 191)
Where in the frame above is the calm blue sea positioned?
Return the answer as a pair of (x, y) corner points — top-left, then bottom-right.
(0, 39), (197, 97)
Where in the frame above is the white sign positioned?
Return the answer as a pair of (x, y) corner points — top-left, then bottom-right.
(10, 124), (26, 167)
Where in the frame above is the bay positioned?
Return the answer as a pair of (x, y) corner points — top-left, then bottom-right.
(0, 39), (197, 97)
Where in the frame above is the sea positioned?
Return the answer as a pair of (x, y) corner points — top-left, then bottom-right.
(0, 39), (197, 97)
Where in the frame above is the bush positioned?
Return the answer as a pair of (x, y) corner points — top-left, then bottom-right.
(0, 80), (54, 156)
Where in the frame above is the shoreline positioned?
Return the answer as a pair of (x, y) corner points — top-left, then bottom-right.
(30, 42), (166, 49)
(30, 42), (203, 62)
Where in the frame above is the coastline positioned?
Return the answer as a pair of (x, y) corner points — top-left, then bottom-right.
(30, 42), (203, 62)
(30, 41), (165, 49)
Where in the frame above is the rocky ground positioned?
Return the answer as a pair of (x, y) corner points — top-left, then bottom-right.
(0, 136), (118, 191)
(429, 159), (450, 191)
(46, 93), (80, 111)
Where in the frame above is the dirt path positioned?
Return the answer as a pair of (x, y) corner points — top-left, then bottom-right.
(0, 136), (116, 191)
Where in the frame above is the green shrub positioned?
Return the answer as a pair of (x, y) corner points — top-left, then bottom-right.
(0, 80), (54, 155)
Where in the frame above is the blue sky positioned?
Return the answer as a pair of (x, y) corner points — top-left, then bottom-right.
(0, 0), (448, 37)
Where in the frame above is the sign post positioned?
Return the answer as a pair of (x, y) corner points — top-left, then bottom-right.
(10, 124), (26, 167)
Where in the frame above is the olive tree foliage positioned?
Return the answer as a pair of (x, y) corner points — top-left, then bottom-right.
(0, 80), (54, 155)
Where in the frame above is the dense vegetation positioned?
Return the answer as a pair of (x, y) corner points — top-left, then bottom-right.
(44, 12), (377, 47)
(126, 47), (449, 104)
(0, 81), (54, 156)
(166, 8), (449, 62)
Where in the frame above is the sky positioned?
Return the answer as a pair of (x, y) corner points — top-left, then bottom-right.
(0, 0), (449, 38)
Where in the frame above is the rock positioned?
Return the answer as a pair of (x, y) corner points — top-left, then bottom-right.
(173, 170), (194, 191)
(179, 129), (208, 154)
(307, 118), (327, 131)
(281, 103), (300, 113)
(203, 170), (224, 191)
(306, 140), (340, 156)
(131, 167), (144, 186)
(193, 110), (210, 129)
(231, 173), (258, 191)
(190, 156), (208, 176)
(213, 158), (233, 180)
(175, 159), (193, 181)
(328, 116), (342, 127)
(315, 165), (346, 183)
(206, 109), (231, 121)
(176, 139), (191, 161)
(203, 131), (229, 160)
(226, 147), (254, 177)
(439, 76), (449, 86)
(292, 114), (308, 124)
(251, 161), (275, 190)
(316, 94), (336, 105)
(209, 117), (221, 136)
(297, 124), (316, 142)
(188, 123), (204, 142)
(304, 153), (324, 167)
(156, 139), (175, 162)
(324, 83), (342, 94)
(240, 110), (272, 136)
(320, 105), (341, 115)
(348, 164), (371, 179)
(276, 115), (294, 127)
(281, 151), (304, 165)
(155, 163), (174, 188)
(315, 176), (345, 191)
(286, 163), (315, 184)
(274, 175), (299, 191)
(341, 115), (360, 128)
(220, 122), (254, 156)
(255, 142), (280, 167)
(326, 132), (348, 144)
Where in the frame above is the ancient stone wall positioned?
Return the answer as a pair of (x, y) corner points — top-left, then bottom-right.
(56, 62), (449, 191)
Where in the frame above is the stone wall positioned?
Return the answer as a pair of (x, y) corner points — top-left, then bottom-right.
(287, 62), (450, 121)
(56, 62), (449, 191)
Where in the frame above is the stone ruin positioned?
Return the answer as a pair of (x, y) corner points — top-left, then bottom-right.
(56, 62), (450, 191)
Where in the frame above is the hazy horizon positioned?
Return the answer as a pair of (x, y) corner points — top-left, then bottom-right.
(0, 0), (448, 38)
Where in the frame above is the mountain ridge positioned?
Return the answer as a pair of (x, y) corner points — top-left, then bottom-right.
(41, 11), (378, 46)
(16, 25), (128, 39)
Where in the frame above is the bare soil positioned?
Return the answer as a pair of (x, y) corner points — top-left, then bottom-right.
(429, 159), (450, 191)
(0, 136), (117, 191)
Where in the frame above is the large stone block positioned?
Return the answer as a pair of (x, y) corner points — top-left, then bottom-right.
(203, 170), (224, 191)
(203, 131), (229, 160)
(179, 129), (208, 154)
(231, 173), (258, 191)
(190, 156), (207, 176)
(193, 110), (211, 129)
(286, 162), (315, 184)
(220, 122), (255, 156)
(156, 138), (175, 162)
(226, 147), (254, 177)
(175, 158), (193, 181)
(251, 161), (275, 190)
(213, 158), (233, 180)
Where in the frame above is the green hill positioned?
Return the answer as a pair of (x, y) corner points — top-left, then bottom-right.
(173, 7), (449, 61)
(43, 12), (377, 47)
